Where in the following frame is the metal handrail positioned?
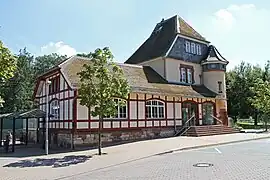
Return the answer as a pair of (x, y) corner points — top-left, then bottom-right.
(175, 115), (195, 136)
(211, 115), (223, 124)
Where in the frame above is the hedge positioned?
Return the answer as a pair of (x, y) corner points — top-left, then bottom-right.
(236, 122), (270, 129)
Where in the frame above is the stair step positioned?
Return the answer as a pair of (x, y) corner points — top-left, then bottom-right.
(179, 125), (240, 137)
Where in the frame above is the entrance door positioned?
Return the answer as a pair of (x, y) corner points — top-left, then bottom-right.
(182, 102), (198, 126)
(202, 102), (215, 125)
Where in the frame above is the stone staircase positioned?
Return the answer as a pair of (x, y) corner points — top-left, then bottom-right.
(184, 125), (240, 137)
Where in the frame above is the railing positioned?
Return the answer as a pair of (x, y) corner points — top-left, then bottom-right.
(211, 115), (223, 125)
(174, 115), (195, 136)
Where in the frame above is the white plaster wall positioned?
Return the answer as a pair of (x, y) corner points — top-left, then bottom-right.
(175, 103), (181, 119)
(63, 100), (68, 120)
(167, 103), (174, 119)
(198, 103), (202, 119)
(138, 102), (145, 119)
(203, 71), (226, 98)
(77, 100), (88, 120)
(140, 57), (165, 78)
(60, 74), (65, 91)
(130, 101), (137, 119)
(165, 58), (202, 84)
(77, 122), (88, 129)
(121, 121), (128, 128)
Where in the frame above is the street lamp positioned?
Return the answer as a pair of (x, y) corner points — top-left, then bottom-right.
(45, 79), (51, 155)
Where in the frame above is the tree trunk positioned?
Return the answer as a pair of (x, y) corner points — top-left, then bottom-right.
(265, 121), (268, 132)
(98, 115), (102, 155)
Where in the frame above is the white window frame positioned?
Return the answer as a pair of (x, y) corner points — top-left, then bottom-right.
(50, 99), (60, 120)
(196, 44), (201, 55)
(180, 67), (186, 83)
(191, 43), (196, 54)
(185, 41), (191, 53)
(105, 98), (128, 119)
(146, 100), (165, 119)
(187, 69), (192, 83)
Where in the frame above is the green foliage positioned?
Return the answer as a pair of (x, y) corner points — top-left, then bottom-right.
(0, 50), (66, 113)
(0, 40), (17, 107)
(33, 53), (67, 77)
(226, 61), (269, 123)
(78, 47), (130, 118)
(236, 122), (270, 130)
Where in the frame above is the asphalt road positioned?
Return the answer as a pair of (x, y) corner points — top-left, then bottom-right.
(62, 138), (270, 180)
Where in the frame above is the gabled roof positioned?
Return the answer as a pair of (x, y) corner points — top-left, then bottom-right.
(125, 15), (208, 64)
(202, 45), (229, 64)
(62, 56), (217, 98)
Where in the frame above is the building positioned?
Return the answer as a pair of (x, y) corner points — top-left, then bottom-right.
(33, 15), (236, 148)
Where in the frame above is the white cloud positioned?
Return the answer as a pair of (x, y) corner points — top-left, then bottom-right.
(41, 41), (76, 57)
(202, 4), (270, 69)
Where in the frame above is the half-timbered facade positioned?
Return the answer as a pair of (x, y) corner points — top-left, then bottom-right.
(34, 15), (233, 148)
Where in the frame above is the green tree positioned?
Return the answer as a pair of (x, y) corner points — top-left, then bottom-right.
(78, 47), (130, 155)
(0, 40), (17, 107)
(250, 78), (270, 131)
(33, 53), (67, 77)
(0, 48), (34, 113)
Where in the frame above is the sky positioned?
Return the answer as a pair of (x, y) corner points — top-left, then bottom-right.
(0, 0), (270, 69)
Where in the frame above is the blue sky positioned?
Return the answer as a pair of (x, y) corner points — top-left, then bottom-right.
(0, 0), (269, 69)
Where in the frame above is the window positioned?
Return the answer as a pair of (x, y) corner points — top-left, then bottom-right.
(49, 76), (60, 94)
(180, 65), (194, 84)
(218, 81), (222, 93)
(50, 99), (60, 120)
(180, 67), (186, 83)
(187, 69), (192, 83)
(191, 43), (196, 54)
(185, 40), (203, 55)
(196, 44), (201, 55)
(185, 41), (190, 53)
(146, 100), (165, 119)
(105, 99), (127, 119)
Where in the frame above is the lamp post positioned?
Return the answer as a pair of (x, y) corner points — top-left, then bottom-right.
(45, 79), (51, 155)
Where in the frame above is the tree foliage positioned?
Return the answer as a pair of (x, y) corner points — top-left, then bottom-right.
(0, 40), (17, 107)
(78, 47), (130, 154)
(0, 49), (66, 113)
(33, 53), (67, 76)
(249, 78), (270, 130)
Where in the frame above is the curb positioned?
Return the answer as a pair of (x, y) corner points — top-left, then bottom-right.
(154, 135), (270, 156)
(55, 135), (270, 179)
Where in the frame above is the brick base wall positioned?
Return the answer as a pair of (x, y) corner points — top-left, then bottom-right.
(45, 128), (175, 148)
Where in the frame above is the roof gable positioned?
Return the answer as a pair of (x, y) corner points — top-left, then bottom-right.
(178, 16), (206, 41)
(125, 15), (208, 64)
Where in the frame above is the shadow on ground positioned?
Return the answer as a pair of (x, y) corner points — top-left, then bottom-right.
(3, 155), (92, 168)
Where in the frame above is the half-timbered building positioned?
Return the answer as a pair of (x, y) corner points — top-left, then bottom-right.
(34, 15), (237, 148)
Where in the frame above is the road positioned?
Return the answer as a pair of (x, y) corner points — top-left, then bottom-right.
(60, 139), (270, 180)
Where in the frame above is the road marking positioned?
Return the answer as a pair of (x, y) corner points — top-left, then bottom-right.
(215, 148), (222, 154)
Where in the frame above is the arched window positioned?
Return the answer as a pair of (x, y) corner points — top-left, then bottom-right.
(50, 99), (60, 120)
(146, 100), (165, 119)
(105, 99), (127, 119)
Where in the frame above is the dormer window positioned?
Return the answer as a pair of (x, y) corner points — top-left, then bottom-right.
(180, 65), (194, 84)
(185, 40), (202, 56)
(196, 44), (201, 55)
(191, 43), (196, 54)
(185, 41), (190, 53)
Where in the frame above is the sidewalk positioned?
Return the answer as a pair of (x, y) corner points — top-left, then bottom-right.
(1, 133), (270, 180)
